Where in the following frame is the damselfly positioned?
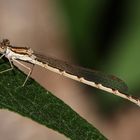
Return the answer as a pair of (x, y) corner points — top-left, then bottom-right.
(0, 39), (139, 107)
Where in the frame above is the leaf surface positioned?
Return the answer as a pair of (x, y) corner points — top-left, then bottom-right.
(0, 59), (107, 140)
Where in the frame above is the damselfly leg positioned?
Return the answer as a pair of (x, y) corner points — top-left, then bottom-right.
(0, 54), (6, 59)
(0, 55), (34, 86)
(12, 59), (35, 86)
(0, 55), (14, 73)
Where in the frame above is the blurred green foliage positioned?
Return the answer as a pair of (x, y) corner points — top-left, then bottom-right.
(59, 0), (140, 114)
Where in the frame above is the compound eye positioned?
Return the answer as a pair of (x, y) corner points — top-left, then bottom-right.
(3, 39), (10, 45)
(1, 46), (5, 49)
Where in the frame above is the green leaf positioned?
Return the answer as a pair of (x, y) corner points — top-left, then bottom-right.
(0, 59), (107, 140)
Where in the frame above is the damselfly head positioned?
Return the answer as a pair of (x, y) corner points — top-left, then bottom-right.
(0, 45), (6, 54)
(0, 39), (10, 54)
(2, 39), (10, 46)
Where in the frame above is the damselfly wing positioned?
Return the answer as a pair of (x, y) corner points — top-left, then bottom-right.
(34, 53), (128, 94)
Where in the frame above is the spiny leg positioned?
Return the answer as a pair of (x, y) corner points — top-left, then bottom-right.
(13, 59), (34, 86)
(22, 64), (34, 87)
(0, 57), (14, 73)
(0, 53), (6, 59)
